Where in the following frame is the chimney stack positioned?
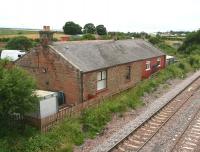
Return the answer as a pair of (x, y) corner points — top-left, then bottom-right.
(39, 26), (54, 47)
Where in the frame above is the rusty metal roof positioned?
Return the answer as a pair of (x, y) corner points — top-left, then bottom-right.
(50, 39), (165, 72)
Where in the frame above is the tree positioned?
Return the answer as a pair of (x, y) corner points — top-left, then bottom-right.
(178, 30), (200, 54)
(96, 25), (107, 35)
(6, 36), (33, 51)
(63, 21), (82, 35)
(0, 60), (38, 127)
(83, 23), (96, 34)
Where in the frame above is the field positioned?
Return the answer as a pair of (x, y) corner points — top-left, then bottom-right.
(0, 28), (66, 40)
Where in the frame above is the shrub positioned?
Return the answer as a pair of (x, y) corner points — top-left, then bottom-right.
(148, 36), (162, 45)
(157, 43), (177, 55)
(5, 36), (33, 51)
(82, 34), (96, 40)
(178, 30), (200, 54)
(188, 55), (200, 69)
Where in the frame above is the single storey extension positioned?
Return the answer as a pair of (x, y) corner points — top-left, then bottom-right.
(15, 28), (166, 108)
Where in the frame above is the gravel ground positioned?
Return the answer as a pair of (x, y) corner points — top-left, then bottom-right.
(172, 103), (200, 152)
(74, 74), (195, 152)
(139, 88), (200, 152)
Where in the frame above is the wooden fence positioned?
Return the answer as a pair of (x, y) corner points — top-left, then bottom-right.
(37, 98), (102, 132)
(26, 85), (134, 132)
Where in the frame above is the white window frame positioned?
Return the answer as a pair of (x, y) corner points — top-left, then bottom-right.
(157, 57), (161, 67)
(97, 70), (107, 91)
(145, 61), (151, 71)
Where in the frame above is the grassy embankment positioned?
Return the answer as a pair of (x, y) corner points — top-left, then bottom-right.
(1, 40), (200, 152)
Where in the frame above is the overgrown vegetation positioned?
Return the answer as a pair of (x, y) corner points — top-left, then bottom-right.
(1, 52), (200, 152)
(178, 29), (200, 54)
(81, 34), (96, 40)
(5, 36), (34, 51)
(0, 60), (38, 130)
(1, 30), (200, 152)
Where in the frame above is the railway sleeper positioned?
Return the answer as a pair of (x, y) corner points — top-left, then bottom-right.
(151, 118), (165, 123)
(148, 121), (161, 127)
(140, 127), (156, 133)
(124, 141), (140, 149)
(128, 138), (144, 145)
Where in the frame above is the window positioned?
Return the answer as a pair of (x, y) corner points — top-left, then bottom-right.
(97, 71), (107, 91)
(126, 66), (131, 80)
(157, 58), (161, 67)
(146, 61), (151, 71)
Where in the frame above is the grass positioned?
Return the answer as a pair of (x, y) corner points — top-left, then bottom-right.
(1, 41), (200, 152)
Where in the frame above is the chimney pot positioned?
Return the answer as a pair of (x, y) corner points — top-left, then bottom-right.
(43, 26), (50, 31)
(39, 26), (54, 46)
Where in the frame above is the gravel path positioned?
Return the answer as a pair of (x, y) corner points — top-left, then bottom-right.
(73, 73), (194, 152)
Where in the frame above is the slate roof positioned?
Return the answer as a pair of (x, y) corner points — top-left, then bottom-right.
(50, 39), (165, 72)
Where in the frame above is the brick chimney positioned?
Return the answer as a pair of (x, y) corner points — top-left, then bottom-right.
(39, 26), (54, 46)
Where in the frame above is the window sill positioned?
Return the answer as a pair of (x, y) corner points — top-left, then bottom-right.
(96, 88), (108, 94)
(145, 69), (151, 71)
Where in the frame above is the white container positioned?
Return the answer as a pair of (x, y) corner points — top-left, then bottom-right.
(28, 90), (58, 119)
(1, 50), (26, 61)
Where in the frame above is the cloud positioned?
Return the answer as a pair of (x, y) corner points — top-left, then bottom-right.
(0, 0), (199, 32)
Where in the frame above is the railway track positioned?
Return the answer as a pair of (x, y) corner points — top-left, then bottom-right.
(171, 106), (200, 152)
(110, 77), (200, 152)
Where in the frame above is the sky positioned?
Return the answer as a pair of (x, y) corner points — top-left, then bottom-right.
(0, 0), (200, 33)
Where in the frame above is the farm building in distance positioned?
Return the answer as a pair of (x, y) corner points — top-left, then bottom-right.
(16, 27), (166, 110)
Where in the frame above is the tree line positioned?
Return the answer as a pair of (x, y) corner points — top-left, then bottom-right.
(63, 21), (107, 35)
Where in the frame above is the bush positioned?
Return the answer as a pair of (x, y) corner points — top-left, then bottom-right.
(188, 55), (200, 69)
(157, 43), (177, 55)
(82, 34), (96, 40)
(0, 38), (10, 42)
(178, 30), (200, 54)
(148, 36), (162, 45)
(82, 105), (111, 137)
(178, 60), (192, 73)
(6, 36), (33, 51)
(69, 35), (82, 41)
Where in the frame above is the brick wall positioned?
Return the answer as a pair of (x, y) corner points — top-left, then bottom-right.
(142, 55), (166, 79)
(16, 46), (166, 106)
(15, 46), (82, 106)
(82, 61), (143, 101)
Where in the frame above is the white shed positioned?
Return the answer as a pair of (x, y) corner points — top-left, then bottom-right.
(27, 90), (58, 119)
(166, 55), (175, 65)
(1, 50), (26, 61)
